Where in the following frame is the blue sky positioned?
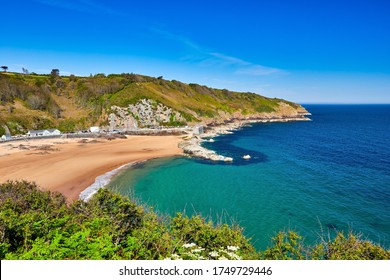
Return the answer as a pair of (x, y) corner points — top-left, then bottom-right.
(1, 0), (389, 103)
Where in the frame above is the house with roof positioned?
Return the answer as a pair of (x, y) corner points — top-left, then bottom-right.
(27, 129), (61, 137)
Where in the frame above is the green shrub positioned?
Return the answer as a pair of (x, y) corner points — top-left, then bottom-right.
(0, 125), (6, 135)
(263, 230), (306, 260)
(170, 213), (257, 259)
(311, 232), (390, 260)
(1, 181), (388, 260)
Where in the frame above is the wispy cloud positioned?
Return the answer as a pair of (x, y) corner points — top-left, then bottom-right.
(149, 27), (201, 51)
(209, 52), (251, 67)
(35, 0), (119, 15)
(235, 65), (282, 76)
(150, 28), (284, 76)
(207, 52), (283, 76)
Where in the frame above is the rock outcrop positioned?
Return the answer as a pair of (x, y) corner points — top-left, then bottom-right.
(110, 99), (186, 130)
(109, 107), (138, 130)
(179, 139), (233, 162)
(128, 99), (186, 127)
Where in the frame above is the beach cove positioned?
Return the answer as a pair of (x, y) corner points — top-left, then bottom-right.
(0, 135), (182, 201)
(0, 109), (309, 202)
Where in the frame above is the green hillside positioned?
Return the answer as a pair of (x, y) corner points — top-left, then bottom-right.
(0, 72), (307, 135)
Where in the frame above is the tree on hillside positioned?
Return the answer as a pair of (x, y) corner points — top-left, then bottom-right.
(69, 74), (77, 81)
(51, 69), (60, 77)
(1, 66), (8, 72)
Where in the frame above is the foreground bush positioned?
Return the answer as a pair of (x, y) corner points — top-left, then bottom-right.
(0, 181), (388, 260)
(0, 181), (255, 259)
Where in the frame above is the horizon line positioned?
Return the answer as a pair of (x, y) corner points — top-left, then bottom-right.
(301, 103), (390, 105)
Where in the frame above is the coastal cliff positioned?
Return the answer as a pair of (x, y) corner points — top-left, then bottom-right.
(0, 72), (309, 135)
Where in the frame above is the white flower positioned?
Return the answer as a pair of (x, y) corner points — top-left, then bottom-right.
(168, 254), (183, 260)
(182, 243), (196, 248)
(218, 256), (228, 260)
(171, 254), (180, 258)
(209, 251), (219, 258)
(191, 248), (205, 253)
(227, 246), (239, 251)
(226, 252), (241, 260)
(218, 249), (228, 254)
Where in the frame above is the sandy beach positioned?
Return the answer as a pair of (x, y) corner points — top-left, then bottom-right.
(0, 136), (183, 201)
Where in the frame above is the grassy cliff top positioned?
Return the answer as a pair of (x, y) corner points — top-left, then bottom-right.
(0, 72), (307, 135)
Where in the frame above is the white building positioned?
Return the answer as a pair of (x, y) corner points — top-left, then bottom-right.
(27, 129), (61, 137)
(1, 135), (11, 141)
(89, 126), (100, 133)
(47, 129), (61, 135)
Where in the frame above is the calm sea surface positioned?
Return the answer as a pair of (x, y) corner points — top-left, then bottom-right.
(107, 105), (390, 249)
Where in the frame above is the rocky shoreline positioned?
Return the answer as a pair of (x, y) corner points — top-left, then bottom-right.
(180, 114), (311, 162)
(179, 139), (233, 162)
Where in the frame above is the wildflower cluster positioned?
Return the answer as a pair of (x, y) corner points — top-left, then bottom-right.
(165, 243), (242, 260)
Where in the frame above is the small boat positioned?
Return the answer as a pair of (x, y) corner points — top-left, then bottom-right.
(242, 155), (251, 159)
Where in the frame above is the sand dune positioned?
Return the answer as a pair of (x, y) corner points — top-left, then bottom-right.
(0, 136), (182, 201)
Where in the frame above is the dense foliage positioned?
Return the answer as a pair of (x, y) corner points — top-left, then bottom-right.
(1, 181), (388, 260)
(0, 72), (302, 134)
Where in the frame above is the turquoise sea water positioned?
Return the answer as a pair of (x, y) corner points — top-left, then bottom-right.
(107, 105), (390, 250)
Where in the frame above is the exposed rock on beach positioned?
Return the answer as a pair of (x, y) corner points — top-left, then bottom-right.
(179, 139), (233, 162)
(179, 111), (311, 162)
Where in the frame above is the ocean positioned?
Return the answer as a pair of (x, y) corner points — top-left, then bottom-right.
(107, 105), (390, 250)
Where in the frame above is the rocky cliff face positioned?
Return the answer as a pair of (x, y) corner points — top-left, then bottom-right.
(110, 99), (186, 129)
(109, 107), (138, 130)
(109, 99), (310, 131)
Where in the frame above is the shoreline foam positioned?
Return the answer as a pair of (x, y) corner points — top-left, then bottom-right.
(79, 161), (144, 201)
